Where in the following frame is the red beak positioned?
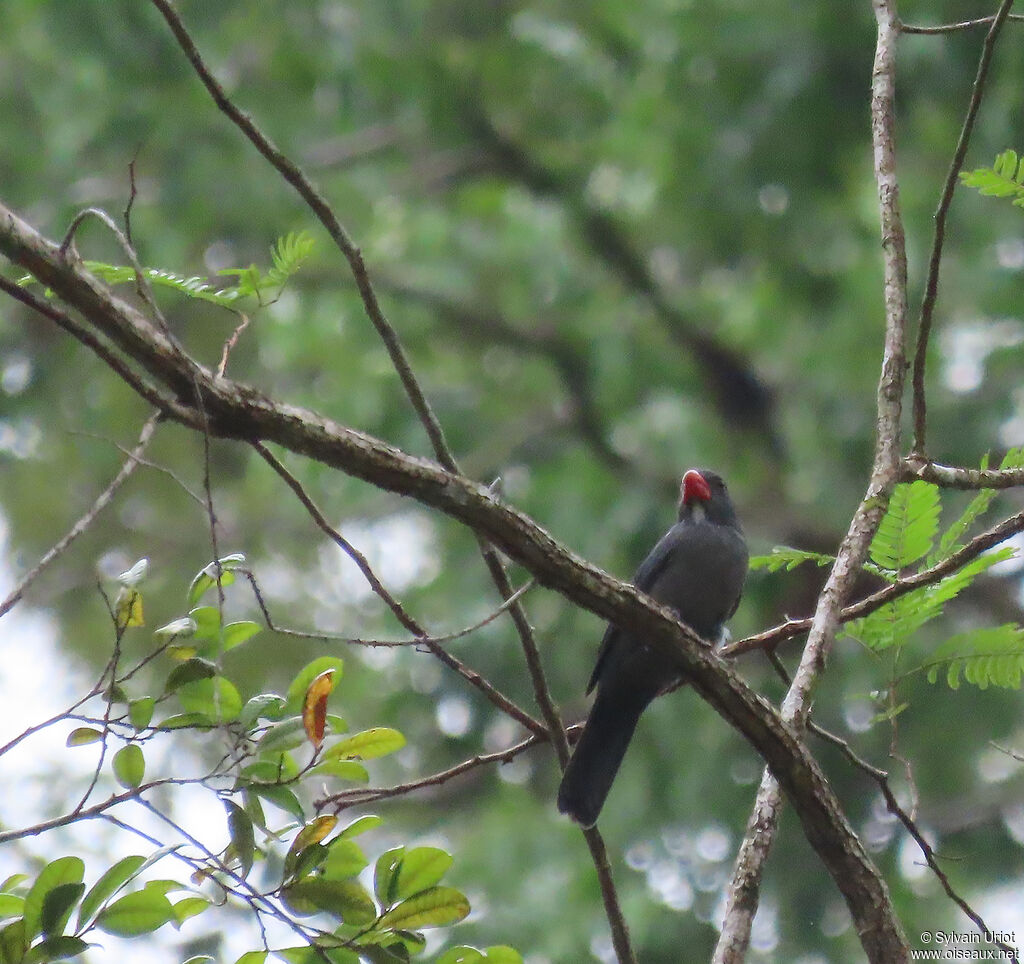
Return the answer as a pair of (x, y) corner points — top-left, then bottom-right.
(681, 469), (711, 505)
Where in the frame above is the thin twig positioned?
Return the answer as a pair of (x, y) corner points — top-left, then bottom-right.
(246, 567), (534, 647)
(217, 312), (251, 377)
(252, 442), (547, 738)
(0, 414), (159, 618)
(0, 275), (188, 422)
(147, 0), (453, 465)
(319, 730), (552, 809)
(60, 205), (172, 337)
(910, 0), (1018, 454)
(899, 13), (1024, 34)
(810, 724), (1019, 964)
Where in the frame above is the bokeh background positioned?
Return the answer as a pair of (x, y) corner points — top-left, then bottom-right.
(2, 0), (1024, 960)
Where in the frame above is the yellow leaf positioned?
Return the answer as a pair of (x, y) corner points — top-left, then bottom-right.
(115, 588), (144, 629)
(302, 669), (336, 751)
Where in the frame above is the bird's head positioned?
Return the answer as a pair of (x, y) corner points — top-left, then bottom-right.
(678, 468), (739, 526)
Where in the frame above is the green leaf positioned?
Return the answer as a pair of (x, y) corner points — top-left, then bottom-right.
(325, 728), (405, 762)
(76, 856), (146, 931)
(187, 554), (246, 605)
(271, 946), (357, 964)
(322, 840), (368, 881)
(128, 698), (155, 731)
(281, 879), (377, 925)
(482, 947), (523, 963)
(338, 815), (382, 839)
(308, 761), (369, 784)
(241, 754), (300, 784)
(238, 694), (288, 729)
(164, 657), (218, 693)
(24, 858), (84, 941)
(233, 953), (268, 964)
(112, 744), (145, 789)
(924, 624), (1024, 690)
(0, 919), (27, 964)
(177, 677), (242, 722)
(254, 717), (307, 755)
(748, 546), (835, 573)
(376, 887), (470, 930)
(869, 481), (940, 569)
(285, 658), (344, 713)
(437, 949), (484, 964)
(374, 848), (404, 907)
(393, 848), (452, 900)
(226, 802), (256, 878)
(844, 549), (1014, 651)
(251, 785), (306, 823)
(154, 712), (216, 730)
(0, 895), (25, 921)
(960, 150), (1024, 201)
(42, 935), (93, 960)
(95, 890), (175, 937)
(188, 606), (222, 640)
(65, 728), (103, 748)
(223, 621), (261, 651)
(172, 897), (211, 927)
(39, 883), (85, 938)
(27, 935), (89, 960)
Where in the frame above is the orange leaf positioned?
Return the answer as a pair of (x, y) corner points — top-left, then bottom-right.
(302, 669), (336, 751)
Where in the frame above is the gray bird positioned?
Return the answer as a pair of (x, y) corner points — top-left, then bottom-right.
(557, 469), (748, 827)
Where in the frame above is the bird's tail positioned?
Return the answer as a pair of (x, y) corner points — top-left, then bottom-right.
(557, 686), (648, 828)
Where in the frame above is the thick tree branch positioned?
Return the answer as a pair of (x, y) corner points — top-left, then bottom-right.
(0, 199), (907, 961)
(716, 1), (912, 957)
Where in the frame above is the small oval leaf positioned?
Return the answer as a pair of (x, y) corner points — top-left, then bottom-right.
(377, 886), (470, 930)
(95, 890), (175, 936)
(325, 728), (405, 762)
(66, 728), (103, 748)
(112, 745), (145, 789)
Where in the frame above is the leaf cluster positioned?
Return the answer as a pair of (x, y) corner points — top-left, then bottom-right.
(753, 450), (1024, 692)
(0, 556), (520, 964)
(960, 149), (1024, 210)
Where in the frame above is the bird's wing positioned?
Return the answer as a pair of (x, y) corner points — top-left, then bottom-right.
(585, 525), (685, 694)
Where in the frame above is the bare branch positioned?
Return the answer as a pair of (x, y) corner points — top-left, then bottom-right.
(904, 457), (1024, 489)
(899, 13), (1024, 35)
(252, 441), (548, 739)
(0, 414), (159, 619)
(147, 0), (455, 466)
(319, 730), (551, 809)
(245, 567), (535, 648)
(910, 0), (1018, 454)
(810, 724), (1020, 964)
(716, 0), (912, 956)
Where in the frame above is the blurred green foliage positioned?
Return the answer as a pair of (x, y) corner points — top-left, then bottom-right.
(2, 0), (1024, 961)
